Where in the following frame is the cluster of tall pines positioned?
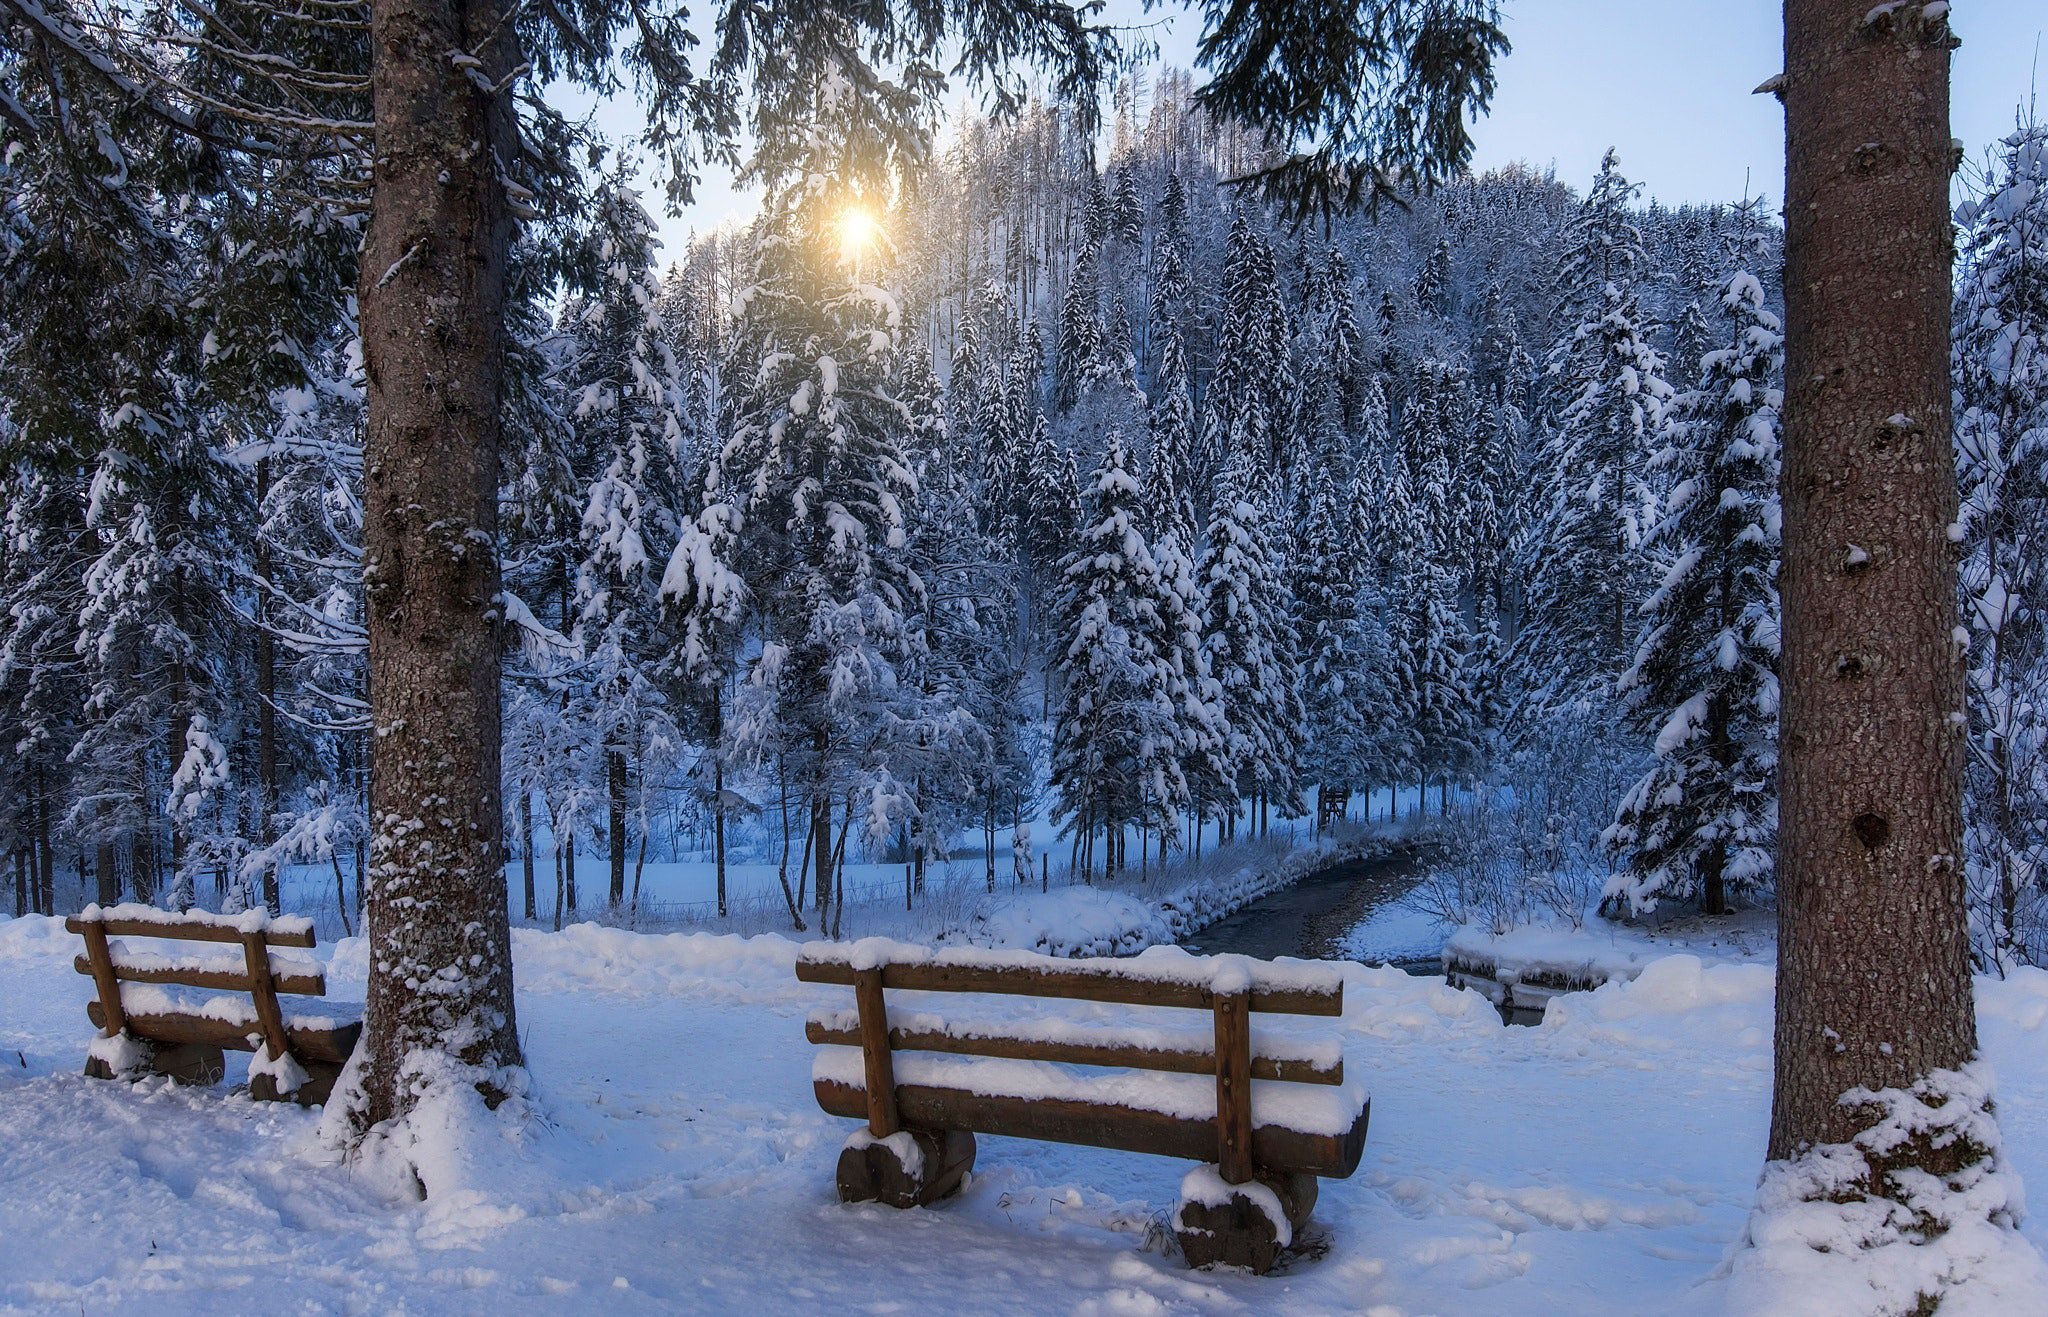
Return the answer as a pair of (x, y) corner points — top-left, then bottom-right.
(3, 75), (2043, 965)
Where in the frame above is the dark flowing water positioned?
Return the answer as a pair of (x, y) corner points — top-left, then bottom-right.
(1180, 844), (1438, 972)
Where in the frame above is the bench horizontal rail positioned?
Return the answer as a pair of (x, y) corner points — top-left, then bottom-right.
(814, 1077), (1369, 1178)
(86, 1001), (360, 1064)
(71, 954), (326, 998)
(65, 915), (316, 949)
(804, 1018), (1341, 1085)
(795, 958), (1341, 1016)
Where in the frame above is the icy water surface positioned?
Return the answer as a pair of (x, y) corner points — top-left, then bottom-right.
(1180, 843), (1436, 971)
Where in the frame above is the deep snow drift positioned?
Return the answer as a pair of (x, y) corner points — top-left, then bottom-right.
(2, 913), (2045, 1314)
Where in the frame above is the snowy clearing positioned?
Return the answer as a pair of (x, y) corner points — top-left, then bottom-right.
(2, 914), (2045, 1313)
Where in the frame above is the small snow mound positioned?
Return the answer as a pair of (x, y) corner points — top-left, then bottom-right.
(1548, 955), (1773, 1024)
(1339, 963), (1505, 1042)
(509, 924), (801, 1000)
(0, 913), (79, 963)
(964, 888), (1169, 959)
(1978, 966), (2048, 1034)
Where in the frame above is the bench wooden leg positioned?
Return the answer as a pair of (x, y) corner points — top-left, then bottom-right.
(1174, 1167), (1318, 1274)
(282, 1059), (346, 1108)
(83, 1033), (152, 1082)
(151, 1043), (227, 1086)
(837, 1128), (976, 1208)
(84, 1037), (225, 1087)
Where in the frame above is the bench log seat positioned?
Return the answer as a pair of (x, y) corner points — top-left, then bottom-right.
(798, 940), (1370, 1273)
(68, 904), (361, 1105)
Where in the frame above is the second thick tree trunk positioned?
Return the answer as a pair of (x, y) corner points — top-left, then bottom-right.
(1772, 0), (1974, 1157)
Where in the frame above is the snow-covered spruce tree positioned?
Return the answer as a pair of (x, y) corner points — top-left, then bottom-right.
(1064, 289), (1149, 475)
(1521, 150), (1674, 703)
(1199, 211), (1290, 485)
(1415, 235), (1452, 317)
(71, 387), (247, 909)
(1014, 397), (1081, 658)
(902, 353), (1019, 894)
(1196, 453), (1301, 841)
(1143, 308), (1228, 857)
(1247, 467), (1307, 833)
(1954, 118), (2048, 969)
(1110, 162), (1144, 254)
(1293, 460), (1372, 828)
(1055, 239), (1105, 413)
(0, 459), (87, 913)
(1391, 550), (1474, 815)
(1281, 310), (1370, 826)
(663, 98), (929, 931)
(1052, 432), (1191, 877)
(563, 170), (690, 908)
(1317, 247), (1370, 432)
(239, 323), (374, 924)
(1391, 365), (1483, 811)
(1147, 173), (1197, 389)
(1605, 267), (1783, 916)
(1147, 279), (1200, 549)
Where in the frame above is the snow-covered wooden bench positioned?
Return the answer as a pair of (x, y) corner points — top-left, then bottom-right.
(797, 940), (1370, 1273)
(68, 904), (361, 1105)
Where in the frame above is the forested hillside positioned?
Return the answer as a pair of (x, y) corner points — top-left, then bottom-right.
(4, 73), (2042, 966)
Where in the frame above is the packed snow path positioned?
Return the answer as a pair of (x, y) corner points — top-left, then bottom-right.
(2, 916), (2045, 1313)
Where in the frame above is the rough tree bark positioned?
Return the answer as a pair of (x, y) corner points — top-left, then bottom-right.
(350, 0), (524, 1134)
(1772, 0), (1975, 1158)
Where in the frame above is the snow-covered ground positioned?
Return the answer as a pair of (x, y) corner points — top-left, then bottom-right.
(3, 913), (2045, 1313)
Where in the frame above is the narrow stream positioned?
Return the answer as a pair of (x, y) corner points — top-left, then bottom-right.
(1180, 844), (1439, 972)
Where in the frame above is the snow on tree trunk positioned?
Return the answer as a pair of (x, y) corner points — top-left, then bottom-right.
(1741, 2), (2042, 1304)
(334, 0), (526, 1160)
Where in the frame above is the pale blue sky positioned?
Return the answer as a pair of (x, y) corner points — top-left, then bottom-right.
(611, 0), (2047, 251)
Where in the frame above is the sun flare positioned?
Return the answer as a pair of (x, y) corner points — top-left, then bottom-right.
(838, 206), (882, 263)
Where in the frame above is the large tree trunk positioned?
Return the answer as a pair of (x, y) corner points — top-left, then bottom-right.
(349, 0), (524, 1135)
(1772, 0), (1974, 1166)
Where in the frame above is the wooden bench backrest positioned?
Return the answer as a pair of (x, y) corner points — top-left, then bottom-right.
(798, 947), (1348, 1185)
(67, 907), (325, 1064)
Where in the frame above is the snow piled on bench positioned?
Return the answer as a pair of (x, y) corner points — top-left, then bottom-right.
(807, 1003), (1344, 1073)
(76, 902), (315, 938)
(806, 937), (1342, 995)
(100, 940), (325, 983)
(811, 1046), (1368, 1138)
(116, 983), (362, 1033)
